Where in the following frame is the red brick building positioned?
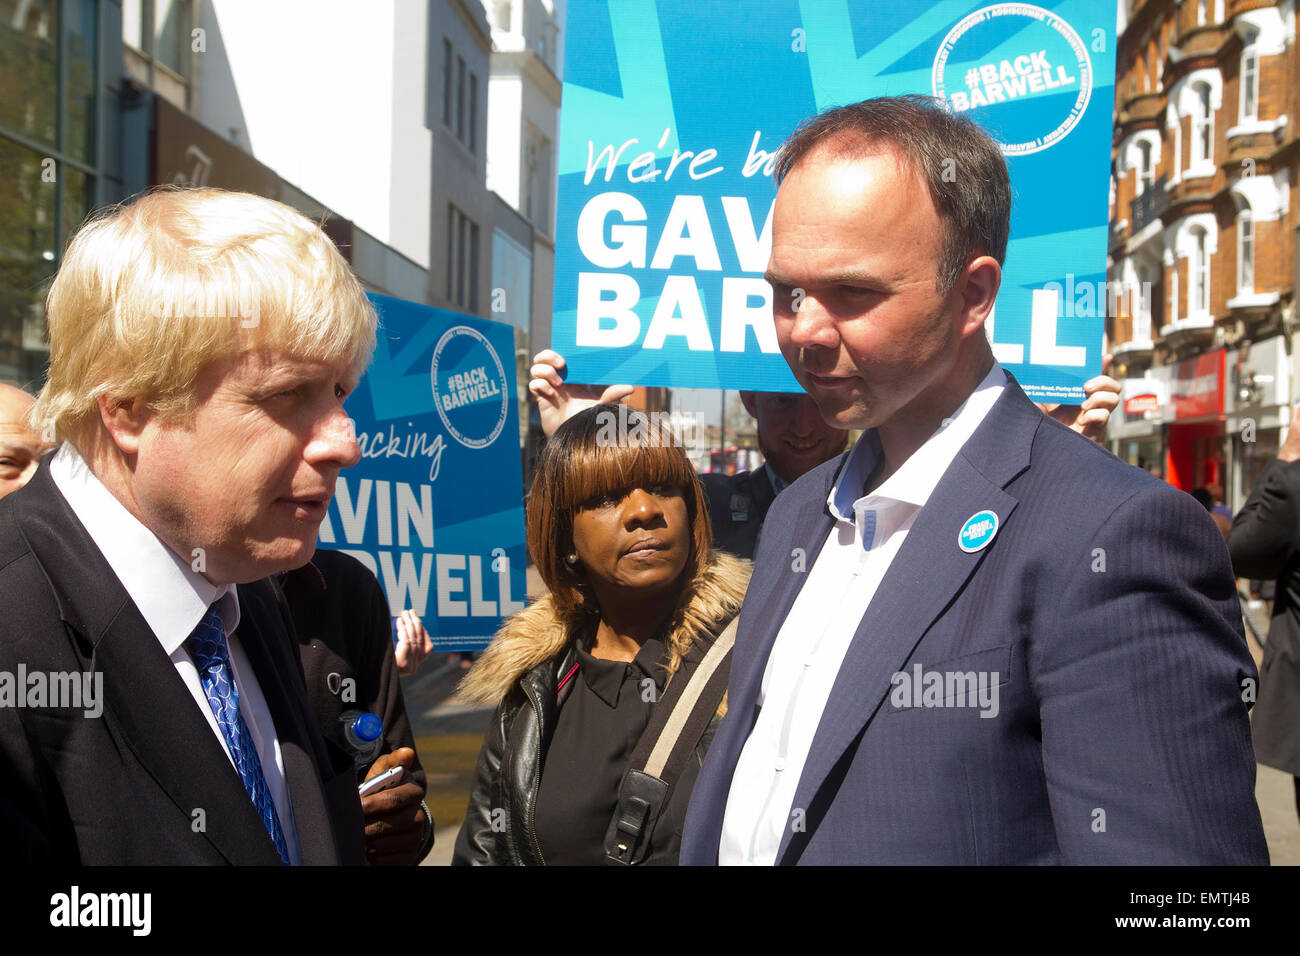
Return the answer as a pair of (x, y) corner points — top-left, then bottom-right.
(1108, 0), (1297, 504)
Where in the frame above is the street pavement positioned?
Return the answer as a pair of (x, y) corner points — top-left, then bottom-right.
(404, 576), (1300, 865)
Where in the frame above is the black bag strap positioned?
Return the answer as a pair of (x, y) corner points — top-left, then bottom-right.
(603, 613), (739, 865)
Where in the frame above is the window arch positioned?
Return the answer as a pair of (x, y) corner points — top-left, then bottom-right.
(1240, 46), (1259, 122)
(1192, 82), (1213, 164)
(1135, 263), (1153, 341)
(1189, 226), (1210, 315)
(1165, 102), (1183, 181)
(1172, 117), (1182, 178)
(1237, 210), (1254, 293)
(1137, 140), (1153, 194)
(1168, 262), (1179, 324)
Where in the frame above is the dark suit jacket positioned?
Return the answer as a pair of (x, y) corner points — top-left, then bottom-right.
(0, 462), (365, 864)
(1228, 456), (1300, 778)
(681, 378), (1268, 864)
(700, 463), (780, 561)
(284, 549), (426, 792)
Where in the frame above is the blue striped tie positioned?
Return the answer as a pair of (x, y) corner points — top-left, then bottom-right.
(186, 606), (291, 864)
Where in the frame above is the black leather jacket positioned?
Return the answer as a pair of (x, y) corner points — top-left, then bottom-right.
(451, 642), (726, 865)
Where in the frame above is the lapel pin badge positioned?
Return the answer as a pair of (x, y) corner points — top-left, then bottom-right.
(958, 510), (999, 553)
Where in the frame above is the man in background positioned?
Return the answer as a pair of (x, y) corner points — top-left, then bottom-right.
(0, 384), (52, 499)
(1228, 400), (1300, 825)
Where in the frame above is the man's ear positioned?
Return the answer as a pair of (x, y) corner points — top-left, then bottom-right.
(97, 394), (151, 456)
(954, 256), (1001, 339)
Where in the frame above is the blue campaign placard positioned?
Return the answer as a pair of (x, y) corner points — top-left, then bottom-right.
(316, 292), (527, 652)
(553, 0), (1117, 402)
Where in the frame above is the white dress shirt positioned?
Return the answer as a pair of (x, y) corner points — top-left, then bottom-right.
(719, 363), (1007, 865)
(51, 443), (301, 863)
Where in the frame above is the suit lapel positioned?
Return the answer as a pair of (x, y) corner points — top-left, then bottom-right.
(726, 468), (838, 726)
(775, 381), (1041, 863)
(685, 461), (839, 860)
(749, 463), (778, 518)
(236, 580), (345, 865)
(16, 463), (284, 864)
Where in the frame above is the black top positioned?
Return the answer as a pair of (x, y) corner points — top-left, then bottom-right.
(533, 635), (669, 865)
(699, 463), (780, 560)
(280, 550), (426, 792)
(1227, 456), (1300, 777)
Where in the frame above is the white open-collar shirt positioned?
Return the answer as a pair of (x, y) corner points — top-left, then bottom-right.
(719, 363), (1007, 865)
(51, 443), (301, 863)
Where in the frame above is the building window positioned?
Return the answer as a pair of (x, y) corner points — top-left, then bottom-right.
(1136, 264), (1153, 341)
(446, 204), (480, 313)
(0, 0), (99, 386)
(153, 0), (192, 77)
(468, 73), (477, 154)
(1192, 82), (1213, 164)
(1169, 264), (1179, 324)
(442, 45), (476, 154)
(1171, 118), (1181, 179)
(1237, 212), (1254, 292)
(445, 205), (454, 301)
(443, 39), (453, 125)
(524, 127), (553, 231)
(456, 56), (466, 142)
(1240, 49), (1258, 122)
(1137, 140), (1154, 195)
(1197, 0), (1207, 26)
(1190, 227), (1210, 314)
(468, 221), (480, 314)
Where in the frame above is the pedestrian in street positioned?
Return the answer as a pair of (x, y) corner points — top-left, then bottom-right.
(1228, 400), (1300, 824)
(0, 384), (53, 499)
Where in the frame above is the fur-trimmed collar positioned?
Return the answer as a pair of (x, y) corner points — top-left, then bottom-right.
(458, 550), (752, 707)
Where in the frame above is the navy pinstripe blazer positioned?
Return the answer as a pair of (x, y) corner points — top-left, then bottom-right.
(680, 378), (1268, 865)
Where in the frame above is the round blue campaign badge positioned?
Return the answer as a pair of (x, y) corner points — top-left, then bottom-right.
(958, 510), (999, 553)
(931, 3), (1093, 156)
(430, 325), (509, 449)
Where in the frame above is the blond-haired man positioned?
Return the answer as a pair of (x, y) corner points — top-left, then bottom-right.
(0, 188), (376, 864)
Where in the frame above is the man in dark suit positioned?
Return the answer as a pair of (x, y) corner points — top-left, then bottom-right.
(0, 187), (377, 864)
(284, 549), (435, 864)
(1228, 401), (1300, 824)
(680, 96), (1267, 864)
(700, 392), (847, 560)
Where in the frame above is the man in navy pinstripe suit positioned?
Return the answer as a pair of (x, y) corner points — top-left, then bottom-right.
(680, 96), (1267, 865)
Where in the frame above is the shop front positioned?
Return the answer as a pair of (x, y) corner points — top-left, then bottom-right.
(1164, 349), (1227, 495)
(1226, 335), (1291, 507)
(1110, 374), (1168, 478)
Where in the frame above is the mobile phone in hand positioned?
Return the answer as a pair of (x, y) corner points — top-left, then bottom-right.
(358, 765), (406, 797)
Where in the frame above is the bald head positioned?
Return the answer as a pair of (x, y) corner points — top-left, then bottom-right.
(0, 384), (51, 498)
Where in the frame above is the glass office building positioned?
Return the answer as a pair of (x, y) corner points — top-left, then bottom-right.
(0, 0), (118, 390)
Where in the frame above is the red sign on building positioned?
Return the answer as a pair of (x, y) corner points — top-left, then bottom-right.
(1124, 394), (1160, 415)
(1170, 350), (1225, 420)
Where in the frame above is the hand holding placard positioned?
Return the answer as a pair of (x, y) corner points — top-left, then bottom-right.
(529, 349), (634, 439)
